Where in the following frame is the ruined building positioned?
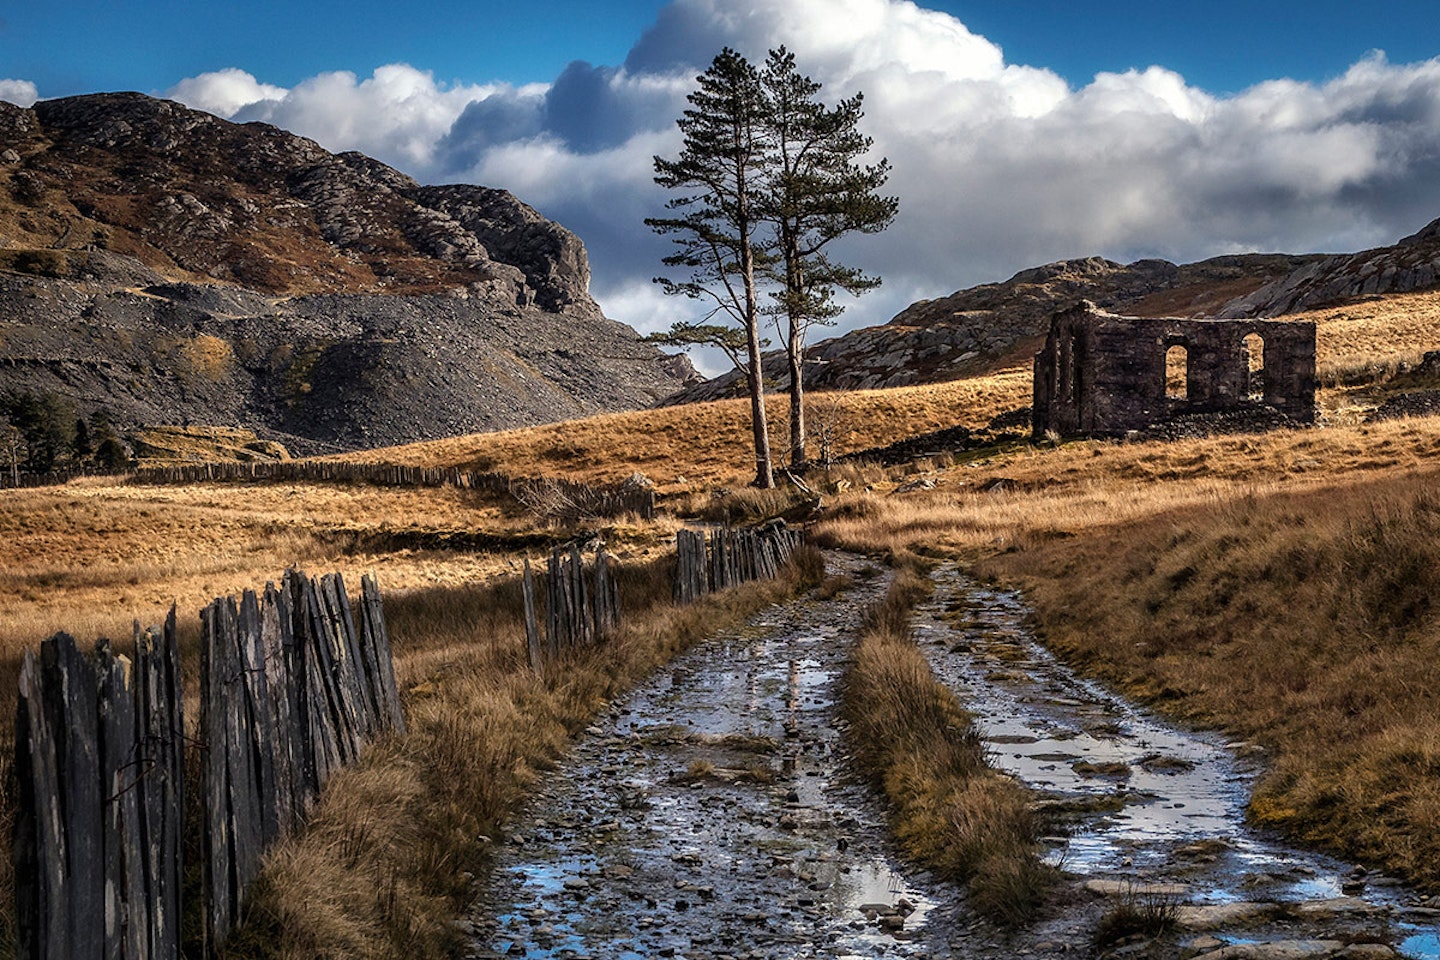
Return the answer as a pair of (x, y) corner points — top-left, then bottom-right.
(1033, 301), (1316, 437)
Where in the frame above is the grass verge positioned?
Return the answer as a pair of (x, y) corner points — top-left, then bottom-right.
(840, 561), (1056, 926)
(218, 545), (827, 959)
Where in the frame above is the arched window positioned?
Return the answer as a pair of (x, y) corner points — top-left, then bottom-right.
(1166, 344), (1189, 400)
(1244, 332), (1265, 401)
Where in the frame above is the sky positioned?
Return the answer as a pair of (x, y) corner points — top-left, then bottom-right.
(5, 0), (1440, 372)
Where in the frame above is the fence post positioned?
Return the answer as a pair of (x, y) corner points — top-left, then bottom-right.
(360, 573), (405, 734)
(134, 610), (184, 960)
(570, 543), (592, 648)
(523, 560), (542, 670)
(545, 548), (563, 655)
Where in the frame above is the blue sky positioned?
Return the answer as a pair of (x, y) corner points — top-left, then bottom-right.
(4, 1), (1440, 369)
(6, 1), (1436, 97)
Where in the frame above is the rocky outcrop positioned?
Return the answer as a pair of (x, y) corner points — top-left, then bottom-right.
(3, 92), (598, 304)
(0, 92), (691, 450)
(664, 254), (1315, 403)
(1219, 216), (1440, 317)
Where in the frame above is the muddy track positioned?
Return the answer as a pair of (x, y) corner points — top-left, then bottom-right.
(464, 557), (1440, 960)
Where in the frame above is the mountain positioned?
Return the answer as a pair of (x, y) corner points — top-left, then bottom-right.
(0, 92), (691, 453)
(663, 253), (1320, 403)
(666, 215), (1440, 405)
(1218, 216), (1440, 317)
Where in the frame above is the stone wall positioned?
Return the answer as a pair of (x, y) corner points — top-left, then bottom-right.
(1033, 302), (1316, 437)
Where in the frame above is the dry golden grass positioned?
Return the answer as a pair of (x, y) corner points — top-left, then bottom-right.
(811, 415), (1440, 560)
(1307, 288), (1440, 370)
(325, 370), (1033, 490)
(977, 471), (1440, 890)
(841, 566), (1055, 925)
(0, 478), (649, 678)
(131, 425), (290, 464)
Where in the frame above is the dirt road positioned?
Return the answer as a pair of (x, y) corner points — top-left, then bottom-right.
(465, 558), (1440, 960)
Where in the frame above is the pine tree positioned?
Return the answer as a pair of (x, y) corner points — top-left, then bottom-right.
(760, 47), (897, 469)
(649, 48), (895, 480)
(647, 48), (777, 489)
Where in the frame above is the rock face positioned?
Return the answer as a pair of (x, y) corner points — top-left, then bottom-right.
(1218, 216), (1440, 317)
(0, 92), (689, 450)
(664, 254), (1317, 404)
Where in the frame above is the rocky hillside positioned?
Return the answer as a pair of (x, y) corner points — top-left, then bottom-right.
(0, 92), (690, 452)
(667, 215), (1440, 405)
(1218, 215), (1440, 318)
(664, 253), (1318, 403)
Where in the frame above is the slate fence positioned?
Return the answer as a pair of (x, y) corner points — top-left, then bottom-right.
(523, 543), (621, 669)
(200, 570), (402, 945)
(14, 616), (185, 960)
(12, 570), (402, 959)
(11, 525), (795, 956)
(675, 522), (803, 603)
(132, 460), (656, 521)
(0, 464), (128, 490)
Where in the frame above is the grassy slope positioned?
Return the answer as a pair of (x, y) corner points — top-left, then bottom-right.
(323, 371), (1033, 490)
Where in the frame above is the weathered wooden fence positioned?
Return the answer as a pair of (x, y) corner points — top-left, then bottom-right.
(675, 522), (803, 602)
(14, 615), (185, 960)
(13, 570), (402, 958)
(201, 570), (403, 945)
(523, 543), (621, 669)
(134, 459), (504, 490)
(132, 460), (656, 521)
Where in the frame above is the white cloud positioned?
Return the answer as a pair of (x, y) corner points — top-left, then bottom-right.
(168, 64), (502, 173)
(162, 0), (1440, 340)
(166, 68), (285, 117)
(0, 79), (39, 108)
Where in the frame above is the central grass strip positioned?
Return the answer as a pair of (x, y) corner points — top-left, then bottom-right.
(840, 564), (1056, 927)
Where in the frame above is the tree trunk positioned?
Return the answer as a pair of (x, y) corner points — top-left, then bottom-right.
(742, 253), (774, 490)
(786, 318), (806, 470)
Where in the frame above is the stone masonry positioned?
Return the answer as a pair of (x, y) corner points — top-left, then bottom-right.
(1033, 301), (1316, 437)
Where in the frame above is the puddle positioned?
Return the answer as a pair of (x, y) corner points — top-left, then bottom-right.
(1402, 929), (1440, 960)
(468, 556), (956, 958)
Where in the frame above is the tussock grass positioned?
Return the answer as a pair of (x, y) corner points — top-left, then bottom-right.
(224, 548), (825, 959)
(1092, 889), (1178, 950)
(841, 567), (1055, 925)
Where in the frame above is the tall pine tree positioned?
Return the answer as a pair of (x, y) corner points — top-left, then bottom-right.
(760, 47), (897, 469)
(649, 48), (895, 481)
(647, 48), (777, 489)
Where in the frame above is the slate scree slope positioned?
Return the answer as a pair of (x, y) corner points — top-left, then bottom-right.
(0, 93), (694, 453)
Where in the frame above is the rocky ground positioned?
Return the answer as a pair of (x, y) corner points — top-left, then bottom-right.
(463, 558), (1440, 960)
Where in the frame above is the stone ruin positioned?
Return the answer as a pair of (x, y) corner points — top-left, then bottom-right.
(1032, 301), (1316, 437)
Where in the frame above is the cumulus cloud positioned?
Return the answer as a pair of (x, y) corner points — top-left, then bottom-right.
(163, 1), (1440, 345)
(166, 68), (285, 117)
(0, 79), (39, 108)
(168, 65), (503, 173)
